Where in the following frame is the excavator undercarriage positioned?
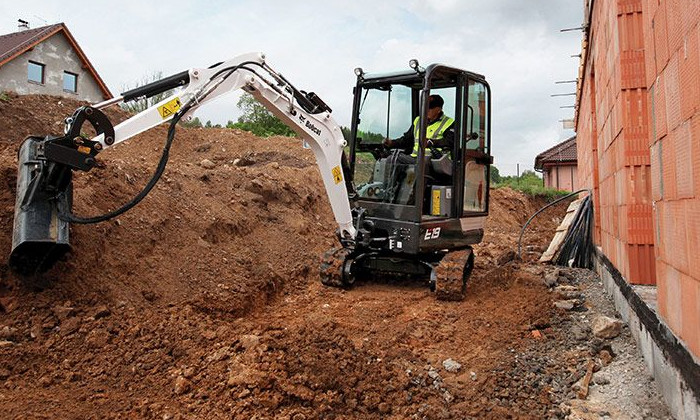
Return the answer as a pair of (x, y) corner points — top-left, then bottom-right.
(320, 246), (475, 301)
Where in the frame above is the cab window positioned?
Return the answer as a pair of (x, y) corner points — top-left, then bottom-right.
(463, 80), (489, 213)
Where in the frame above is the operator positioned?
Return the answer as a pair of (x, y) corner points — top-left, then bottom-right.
(383, 94), (455, 164)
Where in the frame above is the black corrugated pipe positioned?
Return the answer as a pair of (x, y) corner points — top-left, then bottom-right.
(517, 189), (594, 268)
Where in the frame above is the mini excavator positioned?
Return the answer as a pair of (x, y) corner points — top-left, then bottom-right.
(9, 52), (492, 300)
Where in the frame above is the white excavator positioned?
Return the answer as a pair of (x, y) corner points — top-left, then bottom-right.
(9, 52), (492, 300)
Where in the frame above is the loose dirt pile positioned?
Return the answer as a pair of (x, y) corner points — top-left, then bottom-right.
(0, 94), (667, 419)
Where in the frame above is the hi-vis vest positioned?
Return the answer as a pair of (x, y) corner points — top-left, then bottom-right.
(411, 115), (455, 157)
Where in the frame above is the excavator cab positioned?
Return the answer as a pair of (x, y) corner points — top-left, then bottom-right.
(324, 63), (492, 300)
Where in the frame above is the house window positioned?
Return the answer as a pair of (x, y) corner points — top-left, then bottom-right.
(27, 61), (45, 84)
(63, 71), (78, 93)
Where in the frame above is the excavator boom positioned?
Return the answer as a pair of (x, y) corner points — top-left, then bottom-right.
(10, 52), (356, 274)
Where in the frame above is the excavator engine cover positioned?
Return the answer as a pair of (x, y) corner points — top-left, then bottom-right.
(10, 137), (72, 275)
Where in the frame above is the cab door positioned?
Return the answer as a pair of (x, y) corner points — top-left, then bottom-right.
(461, 78), (491, 216)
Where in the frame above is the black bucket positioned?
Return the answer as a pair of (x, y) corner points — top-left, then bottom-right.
(9, 137), (72, 275)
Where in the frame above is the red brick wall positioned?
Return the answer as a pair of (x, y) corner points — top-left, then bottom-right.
(577, 0), (656, 286)
(579, 0), (700, 358)
(644, 0), (700, 357)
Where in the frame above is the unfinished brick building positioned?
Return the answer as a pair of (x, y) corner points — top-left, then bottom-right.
(575, 0), (699, 417)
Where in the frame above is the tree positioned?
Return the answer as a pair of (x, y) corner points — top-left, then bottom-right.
(490, 165), (502, 184)
(340, 126), (351, 142)
(120, 71), (174, 114)
(520, 170), (541, 183)
(340, 126), (384, 144)
(180, 116), (203, 128)
(227, 93), (296, 137)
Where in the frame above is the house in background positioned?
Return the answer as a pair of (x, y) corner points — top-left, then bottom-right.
(533, 135), (577, 191)
(0, 22), (111, 102)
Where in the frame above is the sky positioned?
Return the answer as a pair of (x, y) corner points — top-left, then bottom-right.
(1, 1), (584, 176)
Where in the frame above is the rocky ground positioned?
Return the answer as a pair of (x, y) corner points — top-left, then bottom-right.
(0, 93), (672, 419)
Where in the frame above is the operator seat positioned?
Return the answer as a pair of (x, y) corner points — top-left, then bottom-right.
(430, 154), (453, 177)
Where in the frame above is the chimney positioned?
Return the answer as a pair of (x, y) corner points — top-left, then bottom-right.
(18, 19), (29, 31)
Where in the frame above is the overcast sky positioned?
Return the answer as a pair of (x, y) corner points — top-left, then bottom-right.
(1, 1), (583, 176)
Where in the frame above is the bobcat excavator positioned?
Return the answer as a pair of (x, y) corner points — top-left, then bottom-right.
(9, 52), (492, 300)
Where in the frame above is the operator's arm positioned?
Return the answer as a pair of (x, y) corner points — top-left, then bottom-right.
(383, 125), (414, 153)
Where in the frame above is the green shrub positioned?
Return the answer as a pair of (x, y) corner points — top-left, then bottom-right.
(496, 183), (571, 201)
(494, 170), (571, 201)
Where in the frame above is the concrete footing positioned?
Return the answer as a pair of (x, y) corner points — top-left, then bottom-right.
(594, 249), (699, 419)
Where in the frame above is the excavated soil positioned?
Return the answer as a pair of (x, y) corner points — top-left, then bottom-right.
(0, 94), (665, 419)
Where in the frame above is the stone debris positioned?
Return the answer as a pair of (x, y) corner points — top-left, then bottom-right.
(592, 316), (623, 339)
(238, 334), (261, 351)
(544, 268), (560, 287)
(200, 159), (216, 169)
(496, 250), (517, 266)
(0, 326), (17, 340)
(570, 321), (590, 341)
(593, 372), (611, 385)
(442, 358), (462, 373)
(52, 305), (76, 321)
(554, 299), (578, 310)
(174, 375), (191, 395)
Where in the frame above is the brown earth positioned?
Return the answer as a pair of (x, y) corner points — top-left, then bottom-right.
(0, 93), (597, 419)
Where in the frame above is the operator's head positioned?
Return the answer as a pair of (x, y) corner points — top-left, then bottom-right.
(427, 94), (444, 120)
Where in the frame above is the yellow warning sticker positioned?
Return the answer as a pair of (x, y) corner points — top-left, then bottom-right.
(77, 145), (91, 155)
(432, 189), (441, 215)
(157, 97), (182, 119)
(331, 166), (343, 185)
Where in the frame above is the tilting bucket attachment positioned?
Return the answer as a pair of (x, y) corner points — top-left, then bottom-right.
(10, 137), (73, 275)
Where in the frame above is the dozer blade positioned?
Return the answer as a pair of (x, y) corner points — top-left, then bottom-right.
(9, 137), (72, 275)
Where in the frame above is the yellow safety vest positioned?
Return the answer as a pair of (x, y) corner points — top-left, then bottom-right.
(411, 115), (454, 157)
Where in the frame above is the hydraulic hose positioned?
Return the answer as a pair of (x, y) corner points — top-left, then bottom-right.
(59, 101), (192, 224)
(56, 61), (294, 225)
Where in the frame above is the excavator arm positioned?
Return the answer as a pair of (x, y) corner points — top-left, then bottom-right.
(10, 52), (356, 274)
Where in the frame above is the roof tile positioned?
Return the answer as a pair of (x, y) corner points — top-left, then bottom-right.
(0, 24), (63, 66)
(534, 136), (577, 169)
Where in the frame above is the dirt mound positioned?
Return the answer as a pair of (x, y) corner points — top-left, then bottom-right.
(0, 94), (573, 419)
(481, 187), (566, 265)
(0, 93), (335, 313)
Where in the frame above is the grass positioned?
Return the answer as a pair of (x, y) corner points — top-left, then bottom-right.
(0, 91), (10, 102)
(494, 176), (573, 201)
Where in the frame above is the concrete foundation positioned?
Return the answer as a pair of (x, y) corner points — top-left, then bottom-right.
(595, 248), (700, 419)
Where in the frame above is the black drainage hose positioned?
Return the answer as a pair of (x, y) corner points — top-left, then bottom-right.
(517, 189), (593, 266)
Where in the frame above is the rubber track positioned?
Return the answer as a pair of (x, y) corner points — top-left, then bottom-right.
(434, 249), (472, 301)
(320, 247), (351, 288)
